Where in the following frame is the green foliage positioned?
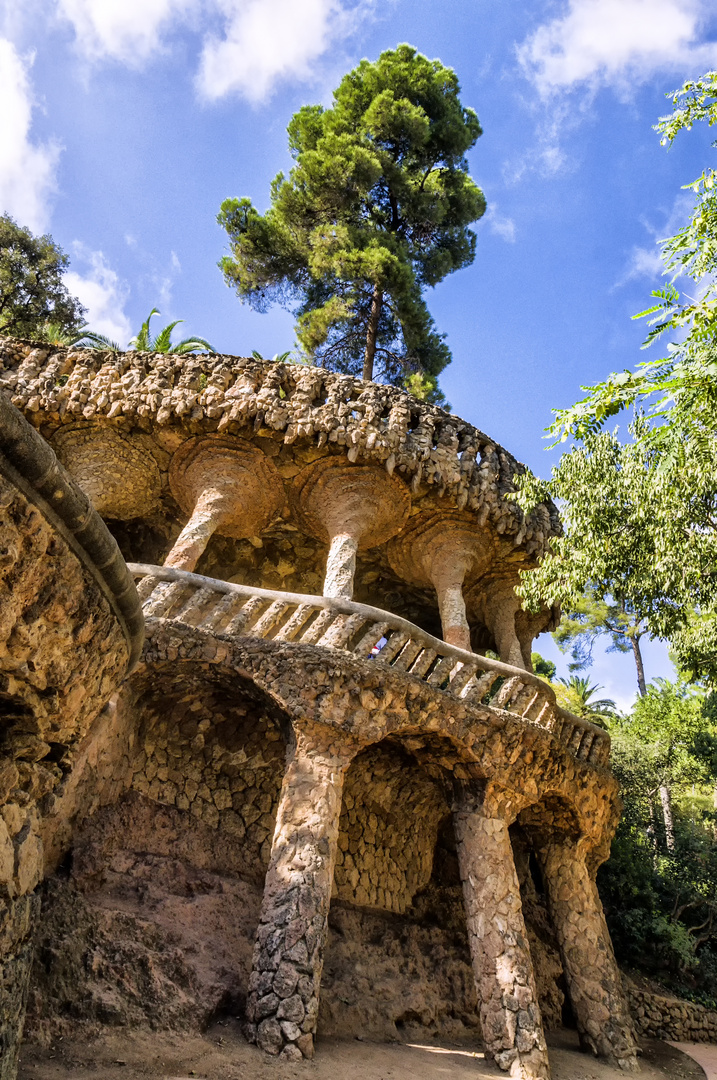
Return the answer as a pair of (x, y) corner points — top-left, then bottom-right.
(531, 652), (556, 681)
(0, 215), (85, 339)
(218, 44), (485, 401)
(519, 74), (717, 678)
(598, 680), (717, 999)
(127, 308), (214, 354)
(553, 675), (617, 725)
(548, 70), (717, 450)
(553, 587), (648, 692)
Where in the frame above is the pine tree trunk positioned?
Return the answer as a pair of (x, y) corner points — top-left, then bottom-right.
(363, 284), (383, 382)
(660, 783), (676, 852)
(631, 635), (647, 696)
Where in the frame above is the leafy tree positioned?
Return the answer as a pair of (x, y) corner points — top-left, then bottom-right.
(618, 679), (709, 850)
(217, 44), (485, 401)
(599, 681), (717, 997)
(0, 215), (85, 339)
(514, 427), (712, 680)
(530, 72), (717, 679)
(553, 675), (618, 725)
(531, 651), (556, 680)
(127, 308), (214, 354)
(553, 587), (649, 695)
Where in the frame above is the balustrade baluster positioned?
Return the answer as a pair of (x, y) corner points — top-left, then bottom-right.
(143, 580), (192, 619)
(427, 655), (460, 687)
(351, 620), (391, 659)
(408, 648), (437, 678)
(391, 639), (423, 671)
(299, 608), (337, 644)
(201, 591), (247, 632)
(318, 612), (368, 650)
(224, 595), (267, 636)
(447, 662), (479, 695)
(174, 586), (218, 626)
(251, 600), (291, 638)
(492, 676), (524, 710)
(373, 630), (409, 664)
(274, 604), (317, 642)
(461, 669), (500, 704)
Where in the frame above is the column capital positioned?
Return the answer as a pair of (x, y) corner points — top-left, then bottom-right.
(451, 780), (531, 827)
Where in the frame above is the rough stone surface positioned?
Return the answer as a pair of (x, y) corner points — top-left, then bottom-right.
(0, 894), (39, 1080)
(245, 728), (356, 1059)
(536, 839), (639, 1072)
(454, 801), (550, 1079)
(0, 340), (650, 1080)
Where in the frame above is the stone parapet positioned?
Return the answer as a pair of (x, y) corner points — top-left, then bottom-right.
(0, 339), (559, 558)
(627, 983), (717, 1043)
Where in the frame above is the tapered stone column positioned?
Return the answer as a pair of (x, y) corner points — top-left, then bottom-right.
(388, 512), (490, 651)
(245, 727), (358, 1061)
(453, 795), (550, 1079)
(537, 839), (639, 1072)
(290, 459), (410, 599)
(166, 437), (284, 571)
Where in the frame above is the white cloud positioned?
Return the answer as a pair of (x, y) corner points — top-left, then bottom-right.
(616, 245), (665, 286)
(485, 203), (516, 243)
(196, 0), (368, 102)
(518, 0), (717, 97)
(54, 0), (370, 101)
(65, 245), (132, 345)
(0, 38), (59, 232)
(56, 0), (196, 66)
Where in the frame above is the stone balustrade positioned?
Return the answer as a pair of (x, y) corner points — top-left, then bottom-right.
(128, 562), (610, 771)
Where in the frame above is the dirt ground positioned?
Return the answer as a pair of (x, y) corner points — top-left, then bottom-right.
(17, 1021), (706, 1080)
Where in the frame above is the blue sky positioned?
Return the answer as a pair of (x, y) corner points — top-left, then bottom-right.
(2, 0), (717, 708)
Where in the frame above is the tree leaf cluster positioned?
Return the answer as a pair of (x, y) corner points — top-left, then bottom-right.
(0, 214), (85, 339)
(217, 44), (485, 402)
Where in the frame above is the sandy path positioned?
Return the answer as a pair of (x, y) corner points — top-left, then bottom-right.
(17, 1022), (705, 1080)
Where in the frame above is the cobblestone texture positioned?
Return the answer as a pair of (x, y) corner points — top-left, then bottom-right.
(537, 840), (639, 1072)
(454, 801), (550, 1079)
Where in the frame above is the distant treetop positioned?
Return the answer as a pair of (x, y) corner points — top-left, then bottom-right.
(218, 44), (485, 405)
(0, 214), (85, 340)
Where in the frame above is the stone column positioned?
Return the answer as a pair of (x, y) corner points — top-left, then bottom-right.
(290, 460), (410, 600)
(388, 513), (490, 653)
(537, 839), (639, 1072)
(453, 798), (550, 1079)
(166, 437), (284, 571)
(245, 728), (357, 1061)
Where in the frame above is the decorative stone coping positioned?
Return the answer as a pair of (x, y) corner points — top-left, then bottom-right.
(0, 393), (144, 671)
(0, 339), (560, 558)
(129, 563), (610, 768)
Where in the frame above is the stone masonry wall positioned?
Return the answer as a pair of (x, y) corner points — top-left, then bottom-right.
(334, 744), (447, 912)
(627, 983), (717, 1043)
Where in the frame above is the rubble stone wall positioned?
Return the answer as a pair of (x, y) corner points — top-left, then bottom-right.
(335, 744), (447, 912)
(627, 984), (717, 1043)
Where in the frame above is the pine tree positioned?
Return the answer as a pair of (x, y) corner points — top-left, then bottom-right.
(218, 45), (485, 403)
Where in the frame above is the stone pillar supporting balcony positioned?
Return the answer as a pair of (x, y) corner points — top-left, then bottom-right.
(535, 838), (639, 1072)
(452, 790), (550, 1080)
(245, 725), (359, 1060)
(290, 459), (410, 599)
(388, 512), (489, 652)
(166, 437), (285, 571)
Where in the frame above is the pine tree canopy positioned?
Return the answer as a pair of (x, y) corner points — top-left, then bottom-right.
(217, 44), (485, 403)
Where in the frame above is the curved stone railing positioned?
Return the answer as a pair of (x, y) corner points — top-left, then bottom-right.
(129, 563), (610, 768)
(0, 394), (144, 671)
